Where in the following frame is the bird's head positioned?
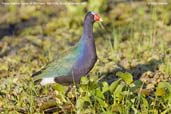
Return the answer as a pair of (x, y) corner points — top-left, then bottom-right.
(85, 11), (103, 23)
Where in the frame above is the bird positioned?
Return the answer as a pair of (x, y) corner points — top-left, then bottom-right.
(32, 11), (103, 85)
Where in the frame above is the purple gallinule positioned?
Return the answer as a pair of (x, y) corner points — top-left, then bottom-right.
(32, 11), (103, 85)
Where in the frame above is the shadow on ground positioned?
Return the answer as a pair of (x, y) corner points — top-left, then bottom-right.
(101, 59), (162, 84)
(0, 17), (38, 39)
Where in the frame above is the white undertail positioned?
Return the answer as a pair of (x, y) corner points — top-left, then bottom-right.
(40, 77), (55, 85)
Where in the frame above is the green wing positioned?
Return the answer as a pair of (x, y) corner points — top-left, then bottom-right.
(33, 46), (79, 81)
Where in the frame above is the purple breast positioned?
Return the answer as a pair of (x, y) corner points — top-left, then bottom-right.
(72, 44), (97, 77)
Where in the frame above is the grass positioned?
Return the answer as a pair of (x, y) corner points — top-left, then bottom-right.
(0, 0), (171, 113)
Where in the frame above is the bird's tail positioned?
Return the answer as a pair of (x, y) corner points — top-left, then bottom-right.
(32, 70), (42, 77)
(32, 71), (56, 85)
(32, 71), (43, 84)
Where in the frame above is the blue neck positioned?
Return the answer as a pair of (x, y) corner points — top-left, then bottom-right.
(77, 15), (95, 54)
(79, 19), (94, 44)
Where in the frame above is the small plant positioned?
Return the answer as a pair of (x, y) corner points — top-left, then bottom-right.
(75, 72), (171, 114)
